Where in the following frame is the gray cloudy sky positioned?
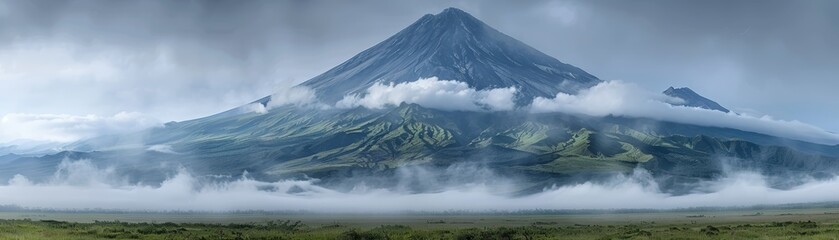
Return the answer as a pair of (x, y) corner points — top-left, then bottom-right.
(1, 0), (837, 131)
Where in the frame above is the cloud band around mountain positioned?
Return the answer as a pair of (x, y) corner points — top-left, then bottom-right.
(530, 80), (839, 145)
(335, 77), (517, 111)
(3, 159), (839, 212)
(323, 77), (839, 145)
(0, 112), (160, 143)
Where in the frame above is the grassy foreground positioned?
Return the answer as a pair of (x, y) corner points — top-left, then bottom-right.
(3, 209), (839, 239)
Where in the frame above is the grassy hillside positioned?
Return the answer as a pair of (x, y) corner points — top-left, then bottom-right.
(5, 103), (837, 193)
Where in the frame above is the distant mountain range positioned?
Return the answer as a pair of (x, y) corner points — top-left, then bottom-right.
(2, 8), (837, 194)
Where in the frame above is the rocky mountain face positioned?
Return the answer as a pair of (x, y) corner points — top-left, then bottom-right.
(300, 8), (600, 104)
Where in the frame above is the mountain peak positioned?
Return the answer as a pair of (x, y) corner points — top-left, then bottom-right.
(299, 8), (601, 105)
(434, 8), (481, 27)
(409, 7), (484, 40)
(664, 87), (730, 113)
(418, 7), (469, 19)
(438, 7), (471, 17)
(434, 7), (482, 25)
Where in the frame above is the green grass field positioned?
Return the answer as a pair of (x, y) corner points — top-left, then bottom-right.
(3, 208), (839, 239)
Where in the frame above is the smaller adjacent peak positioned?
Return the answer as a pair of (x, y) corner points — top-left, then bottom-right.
(663, 86), (730, 113)
(664, 87), (698, 96)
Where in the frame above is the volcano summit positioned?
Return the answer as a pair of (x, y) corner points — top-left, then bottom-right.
(297, 7), (600, 104)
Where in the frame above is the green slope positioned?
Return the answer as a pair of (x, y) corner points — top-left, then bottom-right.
(30, 103), (837, 192)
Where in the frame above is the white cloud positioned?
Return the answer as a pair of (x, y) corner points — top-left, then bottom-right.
(0, 41), (287, 122)
(146, 144), (177, 154)
(241, 102), (268, 114)
(0, 112), (161, 143)
(239, 86), (327, 114)
(337, 77), (517, 111)
(531, 81), (839, 145)
(266, 86), (322, 108)
(531, 80), (650, 116)
(2, 160), (839, 212)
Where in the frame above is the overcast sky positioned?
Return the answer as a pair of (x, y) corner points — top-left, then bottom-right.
(1, 0), (837, 131)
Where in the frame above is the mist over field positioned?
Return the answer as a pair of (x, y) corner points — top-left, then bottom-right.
(0, 158), (837, 213)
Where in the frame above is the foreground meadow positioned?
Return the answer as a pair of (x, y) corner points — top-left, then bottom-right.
(3, 209), (839, 239)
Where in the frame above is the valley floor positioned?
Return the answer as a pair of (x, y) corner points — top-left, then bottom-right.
(2, 208), (839, 239)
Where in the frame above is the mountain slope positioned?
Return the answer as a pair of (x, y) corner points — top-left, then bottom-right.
(300, 8), (601, 104)
(42, 103), (837, 193)
(9, 8), (838, 194)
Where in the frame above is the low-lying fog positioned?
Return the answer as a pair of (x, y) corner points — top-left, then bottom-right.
(1, 159), (839, 213)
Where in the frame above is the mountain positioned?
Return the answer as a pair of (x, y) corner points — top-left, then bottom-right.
(0, 140), (64, 156)
(4, 8), (839, 194)
(301, 7), (601, 104)
(40, 103), (839, 193)
(664, 87), (730, 113)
